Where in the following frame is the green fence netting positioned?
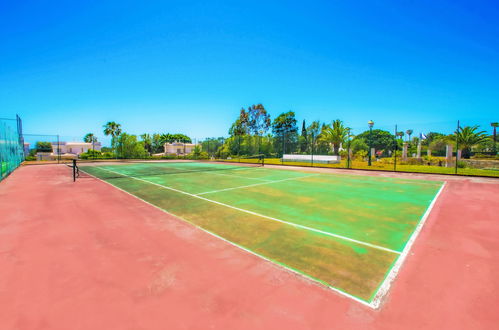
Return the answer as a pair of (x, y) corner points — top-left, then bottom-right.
(0, 115), (24, 180)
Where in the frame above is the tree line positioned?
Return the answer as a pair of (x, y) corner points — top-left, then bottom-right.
(210, 104), (496, 160)
(80, 122), (193, 159)
(29, 112), (496, 161)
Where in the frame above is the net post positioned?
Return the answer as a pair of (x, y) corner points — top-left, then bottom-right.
(72, 159), (77, 181)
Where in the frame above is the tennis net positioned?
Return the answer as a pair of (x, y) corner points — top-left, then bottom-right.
(76, 159), (264, 180)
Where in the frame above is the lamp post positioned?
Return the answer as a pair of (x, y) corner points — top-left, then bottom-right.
(368, 120), (374, 166)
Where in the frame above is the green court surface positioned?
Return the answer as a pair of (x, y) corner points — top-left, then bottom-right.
(80, 161), (443, 305)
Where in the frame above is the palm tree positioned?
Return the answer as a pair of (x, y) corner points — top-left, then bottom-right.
(396, 131), (404, 139)
(83, 133), (97, 152)
(103, 122), (122, 153)
(405, 129), (413, 142)
(83, 133), (97, 143)
(319, 120), (349, 155)
(456, 125), (488, 159)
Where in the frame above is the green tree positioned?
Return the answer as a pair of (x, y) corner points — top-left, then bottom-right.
(190, 145), (203, 159)
(229, 108), (250, 136)
(299, 119), (307, 153)
(421, 132), (445, 146)
(228, 108), (251, 155)
(36, 141), (52, 152)
(247, 104), (271, 136)
(354, 129), (396, 155)
(306, 121), (321, 154)
(456, 125), (489, 159)
(429, 135), (452, 156)
(201, 137), (224, 157)
(272, 111), (298, 155)
(318, 119), (349, 155)
(151, 134), (164, 153)
(259, 134), (275, 156)
(491, 122), (498, 153)
(115, 133), (147, 159)
(159, 133), (192, 144)
(247, 104), (271, 154)
(103, 121), (122, 153)
(101, 147), (113, 153)
(350, 138), (368, 154)
(140, 133), (153, 154)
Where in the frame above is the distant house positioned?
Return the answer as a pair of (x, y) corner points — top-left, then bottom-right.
(23, 142), (30, 157)
(36, 141), (102, 161)
(52, 141), (102, 155)
(163, 141), (198, 155)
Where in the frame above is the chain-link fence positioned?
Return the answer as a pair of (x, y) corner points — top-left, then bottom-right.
(0, 115), (24, 180)
(206, 119), (498, 178)
(16, 118), (499, 178)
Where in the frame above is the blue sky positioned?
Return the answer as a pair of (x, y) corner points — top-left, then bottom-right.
(1, 1), (498, 146)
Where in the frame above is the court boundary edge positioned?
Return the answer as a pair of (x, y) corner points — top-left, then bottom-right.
(94, 166), (400, 255)
(80, 168), (375, 308)
(370, 181), (446, 308)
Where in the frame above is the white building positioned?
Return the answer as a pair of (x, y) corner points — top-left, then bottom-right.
(23, 142), (30, 157)
(52, 141), (102, 156)
(163, 141), (198, 155)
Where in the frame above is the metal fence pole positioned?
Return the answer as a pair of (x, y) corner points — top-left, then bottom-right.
(394, 124), (398, 171)
(57, 135), (60, 164)
(347, 137), (351, 169)
(311, 133), (314, 167)
(455, 120), (460, 174)
(282, 132), (285, 165)
(238, 135), (241, 162)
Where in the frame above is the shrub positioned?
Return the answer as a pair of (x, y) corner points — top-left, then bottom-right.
(36, 141), (52, 152)
(405, 158), (424, 165)
(472, 153), (499, 160)
(79, 150), (114, 159)
(354, 150), (367, 160)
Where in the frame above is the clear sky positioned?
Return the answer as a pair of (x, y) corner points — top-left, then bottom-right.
(1, 1), (498, 146)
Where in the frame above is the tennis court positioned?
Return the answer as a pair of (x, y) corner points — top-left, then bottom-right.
(80, 161), (444, 307)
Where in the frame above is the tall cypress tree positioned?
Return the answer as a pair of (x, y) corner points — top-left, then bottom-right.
(300, 120), (307, 152)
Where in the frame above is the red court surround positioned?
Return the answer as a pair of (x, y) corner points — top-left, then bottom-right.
(0, 164), (498, 329)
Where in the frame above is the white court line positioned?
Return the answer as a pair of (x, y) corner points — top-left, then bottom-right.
(196, 174), (320, 195)
(80, 167), (376, 308)
(151, 165), (273, 182)
(182, 168), (272, 182)
(369, 181), (446, 308)
(96, 166), (401, 255)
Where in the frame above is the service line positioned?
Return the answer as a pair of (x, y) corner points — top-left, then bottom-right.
(96, 166), (401, 255)
(195, 173), (320, 195)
